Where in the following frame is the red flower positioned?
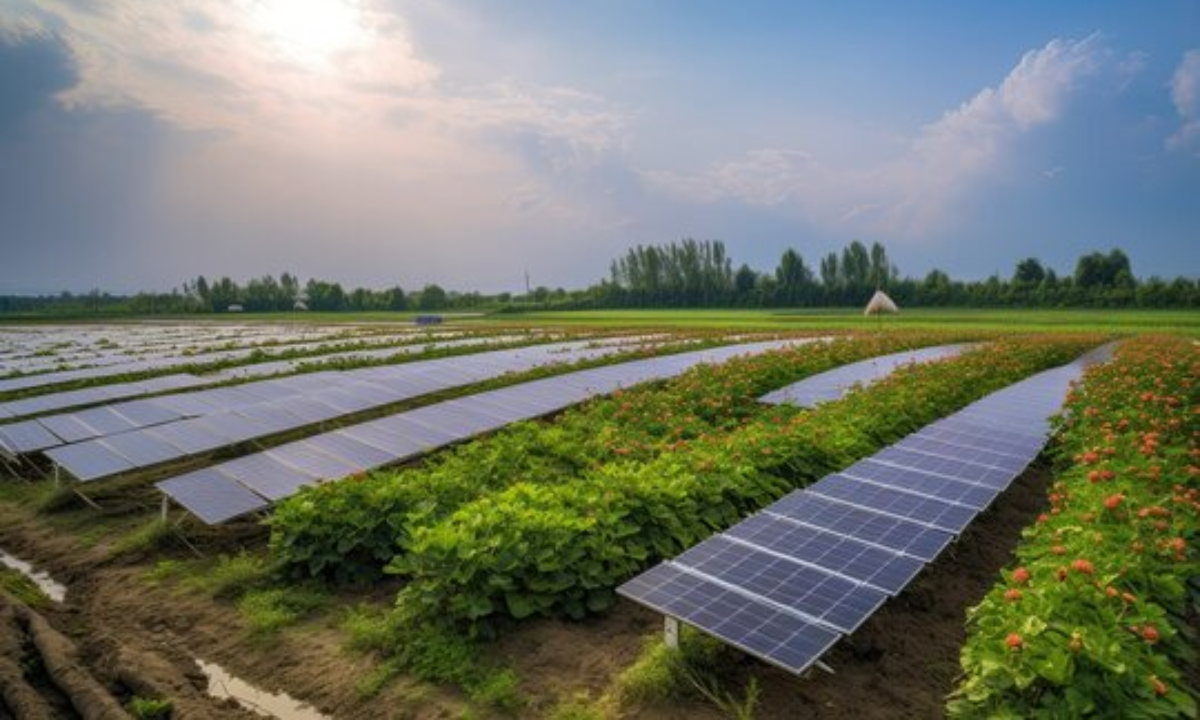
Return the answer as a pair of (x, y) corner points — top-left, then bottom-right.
(1071, 559), (1095, 575)
(1104, 493), (1125, 510)
(1004, 589), (1022, 602)
(1012, 567), (1030, 584)
(1151, 676), (1168, 697)
(1005, 633), (1023, 650)
(1142, 625), (1160, 644)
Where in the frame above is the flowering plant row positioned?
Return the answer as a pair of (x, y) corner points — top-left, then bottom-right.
(389, 336), (1099, 634)
(270, 332), (953, 583)
(951, 336), (1198, 718)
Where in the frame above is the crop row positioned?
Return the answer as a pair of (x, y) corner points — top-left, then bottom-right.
(385, 335), (1099, 636)
(951, 336), (1198, 718)
(269, 332), (959, 583)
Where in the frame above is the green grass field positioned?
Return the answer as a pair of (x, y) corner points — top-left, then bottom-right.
(2, 308), (1196, 334)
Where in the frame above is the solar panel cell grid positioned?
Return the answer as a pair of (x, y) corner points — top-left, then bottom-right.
(841, 460), (998, 510)
(766, 492), (954, 562)
(872, 447), (1013, 489)
(809, 474), (977, 534)
(675, 536), (887, 633)
(723, 513), (924, 595)
(617, 563), (840, 674)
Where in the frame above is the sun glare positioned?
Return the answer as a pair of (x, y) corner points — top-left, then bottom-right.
(250, 0), (365, 66)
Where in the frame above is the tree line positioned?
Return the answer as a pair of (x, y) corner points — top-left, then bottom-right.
(0, 241), (1195, 316)
(590, 241), (1198, 309)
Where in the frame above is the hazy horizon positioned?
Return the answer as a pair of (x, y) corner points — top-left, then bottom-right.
(2, 1), (1198, 295)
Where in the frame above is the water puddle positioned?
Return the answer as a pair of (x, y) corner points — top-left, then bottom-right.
(0, 548), (67, 602)
(195, 659), (331, 719)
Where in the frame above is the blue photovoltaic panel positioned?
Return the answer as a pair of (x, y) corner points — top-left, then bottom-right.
(760, 344), (968, 407)
(148, 421), (230, 456)
(840, 460), (998, 511)
(305, 432), (400, 469)
(808, 474), (977, 534)
(46, 442), (136, 482)
(724, 514), (923, 595)
(915, 424), (1039, 459)
(872, 447), (1013, 489)
(932, 417), (1045, 446)
(74, 407), (139, 436)
(766, 491), (954, 562)
(102, 432), (185, 467)
(157, 469), (269, 525)
(674, 536), (887, 633)
(39, 415), (100, 444)
(0, 421), (62, 454)
(895, 435), (1031, 473)
(218, 454), (316, 501)
(267, 443), (360, 479)
(617, 563), (841, 675)
(112, 401), (184, 428)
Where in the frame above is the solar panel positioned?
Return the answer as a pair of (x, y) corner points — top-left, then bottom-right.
(39, 415), (102, 444)
(871, 447), (1014, 490)
(840, 459), (999, 511)
(157, 470), (270, 525)
(724, 514), (923, 595)
(674, 536), (887, 633)
(765, 492), (954, 562)
(147, 421), (230, 456)
(617, 563), (841, 674)
(0, 421), (62, 454)
(267, 443), (360, 479)
(915, 424), (1040, 459)
(305, 432), (400, 469)
(895, 435), (1031, 473)
(217, 454), (317, 501)
(808, 474), (977, 534)
(760, 344), (969, 407)
(111, 401), (185, 428)
(45, 442), (136, 482)
(102, 431), (186, 467)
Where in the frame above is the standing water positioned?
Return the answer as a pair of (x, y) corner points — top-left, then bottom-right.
(0, 548), (67, 602)
(195, 659), (331, 719)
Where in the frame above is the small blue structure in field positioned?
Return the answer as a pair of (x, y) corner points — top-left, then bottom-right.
(415, 315), (443, 326)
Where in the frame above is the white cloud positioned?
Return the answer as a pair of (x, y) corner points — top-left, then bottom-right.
(644, 34), (1106, 238)
(1167, 49), (1200, 156)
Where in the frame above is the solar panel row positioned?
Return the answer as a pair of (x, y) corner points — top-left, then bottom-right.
(759, 344), (971, 408)
(157, 339), (814, 524)
(0, 329), (461, 394)
(0, 333), (598, 458)
(619, 343), (1115, 675)
(33, 338), (645, 480)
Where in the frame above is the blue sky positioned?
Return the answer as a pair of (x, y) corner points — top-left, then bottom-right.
(0, 0), (1197, 294)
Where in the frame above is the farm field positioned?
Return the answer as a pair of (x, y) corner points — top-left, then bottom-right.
(0, 318), (1195, 719)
